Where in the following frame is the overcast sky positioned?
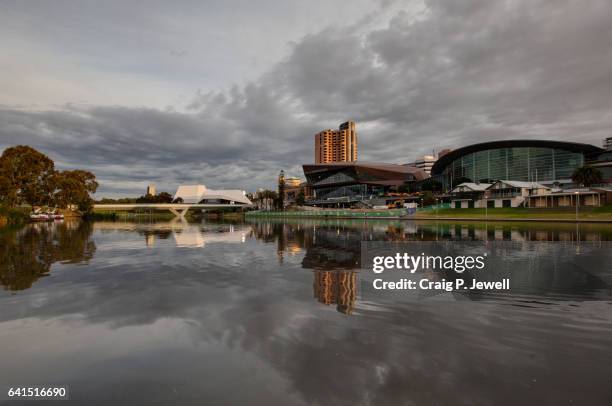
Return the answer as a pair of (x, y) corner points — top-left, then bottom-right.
(1, 0), (611, 197)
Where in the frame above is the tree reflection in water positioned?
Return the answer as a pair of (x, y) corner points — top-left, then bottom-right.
(0, 221), (95, 291)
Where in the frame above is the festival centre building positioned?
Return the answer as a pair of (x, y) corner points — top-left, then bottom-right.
(302, 162), (428, 207)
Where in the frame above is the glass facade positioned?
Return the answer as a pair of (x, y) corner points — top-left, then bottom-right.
(443, 147), (584, 183)
(314, 184), (384, 201)
(303, 163), (418, 205)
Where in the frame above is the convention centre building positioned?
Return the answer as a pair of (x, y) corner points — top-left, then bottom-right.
(430, 140), (605, 189)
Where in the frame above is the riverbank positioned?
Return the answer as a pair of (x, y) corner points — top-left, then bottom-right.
(246, 208), (408, 219)
(0, 206), (29, 227)
(415, 207), (612, 222)
(245, 206), (612, 222)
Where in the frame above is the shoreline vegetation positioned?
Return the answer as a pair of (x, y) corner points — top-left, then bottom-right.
(0, 145), (98, 225)
(245, 206), (612, 222)
(0, 206), (29, 227)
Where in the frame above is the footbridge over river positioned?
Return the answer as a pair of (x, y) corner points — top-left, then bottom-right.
(95, 184), (253, 219)
(93, 203), (250, 219)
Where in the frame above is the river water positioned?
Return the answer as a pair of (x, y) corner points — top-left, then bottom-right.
(0, 219), (611, 405)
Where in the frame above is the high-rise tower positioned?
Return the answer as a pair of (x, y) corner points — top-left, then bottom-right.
(315, 121), (358, 164)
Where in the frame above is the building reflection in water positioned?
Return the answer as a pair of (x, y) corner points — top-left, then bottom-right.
(173, 224), (246, 248)
(313, 270), (357, 315)
(250, 220), (363, 314)
(145, 233), (156, 247)
(93, 222), (248, 248)
(247, 218), (612, 314)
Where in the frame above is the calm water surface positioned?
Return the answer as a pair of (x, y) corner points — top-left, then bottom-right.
(0, 219), (611, 405)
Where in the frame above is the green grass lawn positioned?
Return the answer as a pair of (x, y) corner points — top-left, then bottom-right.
(416, 206), (612, 220)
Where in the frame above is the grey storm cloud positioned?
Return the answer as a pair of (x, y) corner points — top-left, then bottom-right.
(1, 0), (612, 196)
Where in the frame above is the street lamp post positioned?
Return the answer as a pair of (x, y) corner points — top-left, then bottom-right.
(575, 191), (581, 252)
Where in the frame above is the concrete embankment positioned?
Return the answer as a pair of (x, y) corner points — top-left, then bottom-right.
(246, 207), (612, 222)
(413, 216), (612, 223)
(246, 209), (409, 219)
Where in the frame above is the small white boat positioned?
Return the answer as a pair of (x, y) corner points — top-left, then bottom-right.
(30, 213), (51, 221)
(30, 208), (64, 222)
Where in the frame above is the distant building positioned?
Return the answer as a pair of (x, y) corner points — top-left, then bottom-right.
(449, 182), (492, 208)
(146, 184), (156, 196)
(450, 180), (550, 208)
(589, 147), (612, 183)
(302, 162), (427, 207)
(484, 180), (551, 208)
(278, 174), (309, 206)
(450, 180), (607, 209)
(526, 188), (606, 208)
(173, 184), (252, 205)
(315, 121), (358, 164)
(605, 137), (612, 150)
(284, 177), (302, 187)
(431, 140), (604, 189)
(413, 155), (437, 175)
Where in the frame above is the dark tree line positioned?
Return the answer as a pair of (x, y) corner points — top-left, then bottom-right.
(572, 166), (604, 187)
(97, 191), (177, 204)
(0, 145), (98, 212)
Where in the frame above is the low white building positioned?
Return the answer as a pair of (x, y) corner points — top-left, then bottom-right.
(450, 181), (550, 208)
(173, 185), (252, 205)
(449, 182), (492, 208)
(485, 180), (550, 208)
(526, 188), (605, 208)
(450, 180), (607, 209)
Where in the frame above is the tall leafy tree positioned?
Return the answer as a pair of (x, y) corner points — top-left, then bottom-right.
(0, 145), (55, 206)
(571, 166), (603, 187)
(254, 189), (278, 211)
(52, 170), (99, 212)
(421, 191), (436, 206)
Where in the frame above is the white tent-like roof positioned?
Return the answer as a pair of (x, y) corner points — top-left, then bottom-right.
(174, 184), (252, 205)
